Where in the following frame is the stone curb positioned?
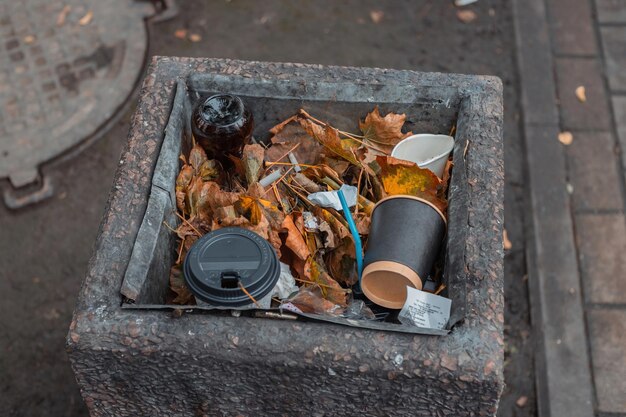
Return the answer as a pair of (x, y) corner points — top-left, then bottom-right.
(512, 0), (595, 416)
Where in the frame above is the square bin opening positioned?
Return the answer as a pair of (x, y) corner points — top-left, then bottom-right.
(120, 72), (468, 335)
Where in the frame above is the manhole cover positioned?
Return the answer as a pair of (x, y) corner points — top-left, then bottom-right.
(0, 0), (153, 207)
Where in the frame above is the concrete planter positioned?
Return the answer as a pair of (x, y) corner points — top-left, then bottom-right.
(67, 57), (504, 417)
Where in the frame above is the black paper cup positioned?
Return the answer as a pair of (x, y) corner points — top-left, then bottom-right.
(362, 195), (447, 309)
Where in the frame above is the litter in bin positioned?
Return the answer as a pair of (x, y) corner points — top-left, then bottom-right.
(169, 101), (454, 331)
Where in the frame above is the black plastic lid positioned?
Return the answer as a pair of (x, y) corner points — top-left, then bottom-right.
(183, 227), (280, 307)
(198, 94), (244, 127)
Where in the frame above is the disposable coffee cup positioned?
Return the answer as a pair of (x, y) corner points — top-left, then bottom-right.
(183, 227), (280, 307)
(361, 196), (447, 309)
(391, 134), (454, 178)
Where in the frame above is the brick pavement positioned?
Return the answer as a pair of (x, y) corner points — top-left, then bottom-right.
(515, 0), (626, 415)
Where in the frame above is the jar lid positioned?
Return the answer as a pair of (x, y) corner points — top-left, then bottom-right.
(199, 94), (244, 127)
(183, 227), (280, 307)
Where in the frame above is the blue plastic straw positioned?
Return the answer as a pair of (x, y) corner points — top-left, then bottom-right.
(337, 189), (363, 281)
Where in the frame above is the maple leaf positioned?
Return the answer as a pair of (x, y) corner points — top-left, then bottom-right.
(359, 106), (413, 153)
(374, 155), (447, 213)
(266, 117), (324, 166)
(298, 117), (360, 165)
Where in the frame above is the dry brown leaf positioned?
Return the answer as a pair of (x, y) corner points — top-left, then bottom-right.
(515, 396), (528, 408)
(439, 159), (454, 198)
(359, 106), (413, 153)
(174, 29), (187, 39)
(318, 219), (336, 249)
(456, 9), (477, 23)
(503, 229), (512, 251)
(374, 155), (446, 213)
(326, 236), (358, 286)
(170, 265), (194, 304)
(558, 131), (573, 146)
(198, 159), (221, 181)
(78, 10), (93, 26)
(57, 5), (71, 26)
(299, 117), (360, 165)
(267, 122), (325, 166)
(242, 144), (265, 185)
(288, 286), (342, 316)
(189, 33), (202, 42)
(369, 10), (384, 23)
(309, 258), (348, 306)
(575, 86), (586, 103)
(282, 214), (309, 260)
(175, 164), (194, 213)
(354, 212), (371, 235)
(189, 143), (209, 172)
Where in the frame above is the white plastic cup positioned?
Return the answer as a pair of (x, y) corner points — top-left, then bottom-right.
(390, 134), (454, 178)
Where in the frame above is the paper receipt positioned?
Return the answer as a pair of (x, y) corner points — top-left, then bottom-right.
(398, 287), (452, 330)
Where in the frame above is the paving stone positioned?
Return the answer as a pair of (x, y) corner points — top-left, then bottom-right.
(588, 309), (626, 413)
(595, 0), (626, 23)
(600, 27), (626, 92)
(613, 96), (626, 172)
(547, 0), (597, 55)
(555, 58), (612, 130)
(575, 214), (626, 304)
(566, 132), (624, 211)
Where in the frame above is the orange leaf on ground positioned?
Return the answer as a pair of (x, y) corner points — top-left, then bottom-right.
(282, 214), (309, 260)
(359, 106), (413, 153)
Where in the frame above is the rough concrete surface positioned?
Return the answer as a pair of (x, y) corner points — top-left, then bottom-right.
(0, 1), (531, 416)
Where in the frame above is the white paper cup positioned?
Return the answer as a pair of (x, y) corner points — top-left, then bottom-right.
(391, 134), (454, 178)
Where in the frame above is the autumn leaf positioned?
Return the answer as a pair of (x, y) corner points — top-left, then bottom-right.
(185, 176), (205, 218)
(170, 265), (194, 304)
(374, 155), (447, 213)
(326, 237), (358, 286)
(198, 159), (221, 181)
(267, 118), (324, 166)
(175, 164), (194, 213)
(236, 195), (284, 229)
(288, 286), (343, 316)
(242, 144), (265, 185)
(359, 106), (413, 153)
(457, 9), (477, 23)
(282, 214), (309, 260)
(308, 258), (348, 306)
(438, 159), (454, 198)
(189, 143), (208, 173)
(298, 117), (360, 165)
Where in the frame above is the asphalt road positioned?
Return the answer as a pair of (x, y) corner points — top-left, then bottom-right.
(0, 1), (534, 416)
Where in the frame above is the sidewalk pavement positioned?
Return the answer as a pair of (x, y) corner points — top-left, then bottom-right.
(514, 0), (626, 415)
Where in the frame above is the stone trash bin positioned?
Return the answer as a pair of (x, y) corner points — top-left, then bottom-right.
(67, 57), (504, 417)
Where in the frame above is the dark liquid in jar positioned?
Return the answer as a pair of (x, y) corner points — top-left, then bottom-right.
(191, 94), (254, 159)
